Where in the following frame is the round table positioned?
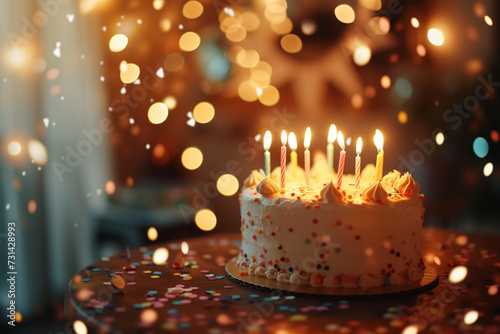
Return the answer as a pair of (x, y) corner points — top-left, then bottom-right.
(65, 228), (500, 333)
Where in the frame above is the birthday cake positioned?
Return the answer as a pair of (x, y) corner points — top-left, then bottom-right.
(236, 161), (425, 289)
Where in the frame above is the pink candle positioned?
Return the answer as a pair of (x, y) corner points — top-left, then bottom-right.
(355, 137), (362, 189)
(336, 131), (346, 189)
(304, 127), (311, 184)
(280, 130), (287, 188)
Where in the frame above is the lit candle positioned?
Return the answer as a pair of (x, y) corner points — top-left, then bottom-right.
(263, 131), (272, 176)
(355, 137), (362, 189)
(327, 124), (337, 175)
(304, 127), (311, 184)
(374, 129), (384, 181)
(288, 132), (298, 179)
(280, 130), (287, 188)
(181, 241), (189, 266)
(336, 131), (346, 189)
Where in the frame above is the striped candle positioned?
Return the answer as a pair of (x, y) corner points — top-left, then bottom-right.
(280, 130), (287, 188)
(336, 131), (346, 189)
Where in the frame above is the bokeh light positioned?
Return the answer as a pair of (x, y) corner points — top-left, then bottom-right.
(179, 32), (201, 52)
(359, 0), (381, 10)
(380, 75), (391, 89)
(334, 4), (355, 24)
(216, 174), (239, 196)
(164, 53), (185, 72)
(416, 44), (426, 57)
(411, 17), (419, 28)
(105, 180), (116, 195)
(6, 47), (27, 68)
(301, 21), (317, 35)
(280, 34), (302, 53)
(163, 96), (177, 110)
(152, 247), (169, 264)
(484, 15), (493, 26)
(120, 63), (140, 84)
(148, 102), (169, 125)
(7, 141), (22, 156)
(488, 285), (498, 296)
(28, 140), (48, 165)
(401, 325), (418, 334)
(472, 137), (489, 158)
(435, 132), (445, 146)
(147, 227), (158, 241)
(193, 102), (215, 124)
(109, 34), (128, 52)
(258, 85), (280, 106)
(483, 162), (493, 177)
(181, 147), (203, 170)
(394, 78), (413, 100)
(463, 310), (479, 325)
(27, 199), (37, 214)
(182, 1), (204, 19)
(195, 208), (217, 231)
(397, 111), (408, 124)
(353, 45), (371, 66)
(140, 309), (158, 323)
(428, 28), (444, 46)
(449, 265), (468, 283)
(73, 320), (88, 334)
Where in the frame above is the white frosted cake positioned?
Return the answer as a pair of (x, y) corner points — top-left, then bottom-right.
(237, 161), (425, 289)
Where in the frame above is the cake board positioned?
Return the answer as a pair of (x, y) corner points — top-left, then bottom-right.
(226, 258), (438, 299)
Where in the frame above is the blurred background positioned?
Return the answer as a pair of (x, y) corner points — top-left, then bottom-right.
(0, 0), (498, 331)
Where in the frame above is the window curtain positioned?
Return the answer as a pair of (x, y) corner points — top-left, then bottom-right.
(0, 0), (111, 319)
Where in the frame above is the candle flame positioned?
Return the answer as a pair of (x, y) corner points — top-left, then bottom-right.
(263, 130), (272, 151)
(356, 137), (362, 156)
(288, 132), (297, 151)
(374, 129), (384, 152)
(281, 130), (287, 146)
(328, 124), (337, 143)
(337, 131), (345, 150)
(181, 241), (189, 255)
(304, 127), (311, 150)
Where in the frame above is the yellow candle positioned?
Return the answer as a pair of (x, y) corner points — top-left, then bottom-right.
(304, 127), (311, 184)
(288, 132), (298, 179)
(374, 129), (384, 181)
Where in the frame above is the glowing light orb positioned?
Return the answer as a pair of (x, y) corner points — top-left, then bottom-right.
(434, 132), (445, 146)
(152, 247), (169, 264)
(359, 0), (381, 10)
(473, 137), (489, 158)
(195, 209), (217, 231)
(464, 310), (479, 325)
(193, 102), (215, 124)
(109, 34), (128, 52)
(416, 44), (426, 57)
(301, 21), (317, 35)
(148, 102), (169, 124)
(140, 309), (158, 323)
(181, 147), (203, 170)
(179, 32), (201, 52)
(411, 17), (419, 28)
(27, 200), (37, 214)
(380, 75), (391, 89)
(181, 241), (189, 255)
(483, 162), (493, 177)
(7, 141), (22, 156)
(427, 28), (444, 46)
(488, 285), (498, 296)
(216, 174), (239, 196)
(401, 325), (418, 334)
(258, 85), (280, 106)
(397, 111), (408, 124)
(353, 45), (371, 66)
(6, 47), (27, 68)
(183, 1), (204, 19)
(334, 4), (355, 24)
(73, 320), (88, 334)
(147, 227), (158, 241)
(163, 96), (177, 110)
(105, 180), (116, 195)
(120, 63), (140, 84)
(449, 265), (468, 283)
(484, 15), (493, 26)
(28, 140), (48, 165)
(280, 34), (302, 53)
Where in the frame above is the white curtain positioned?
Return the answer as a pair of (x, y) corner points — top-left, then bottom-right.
(0, 0), (111, 319)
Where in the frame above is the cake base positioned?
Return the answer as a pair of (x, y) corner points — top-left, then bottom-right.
(226, 258), (438, 299)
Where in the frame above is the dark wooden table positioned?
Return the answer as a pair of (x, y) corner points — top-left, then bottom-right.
(65, 228), (500, 333)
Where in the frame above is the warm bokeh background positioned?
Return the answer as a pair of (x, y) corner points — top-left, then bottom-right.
(0, 0), (498, 331)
